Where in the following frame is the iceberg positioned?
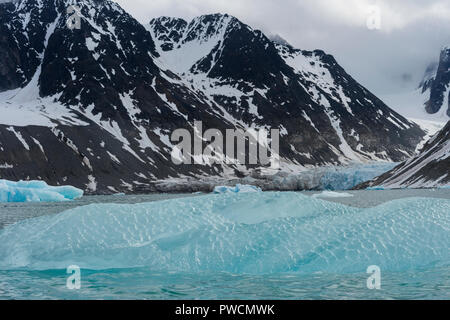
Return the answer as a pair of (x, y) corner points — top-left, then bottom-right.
(213, 184), (262, 194)
(312, 191), (354, 198)
(0, 192), (448, 274)
(366, 186), (387, 190)
(0, 179), (83, 202)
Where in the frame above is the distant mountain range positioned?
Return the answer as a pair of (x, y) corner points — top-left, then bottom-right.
(0, 0), (426, 193)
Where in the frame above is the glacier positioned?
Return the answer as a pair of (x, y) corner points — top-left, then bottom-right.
(317, 162), (398, 190)
(257, 162), (399, 190)
(154, 162), (399, 192)
(0, 192), (448, 274)
(0, 179), (83, 202)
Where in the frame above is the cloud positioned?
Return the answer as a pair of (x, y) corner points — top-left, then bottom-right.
(115, 0), (450, 96)
(294, 0), (450, 31)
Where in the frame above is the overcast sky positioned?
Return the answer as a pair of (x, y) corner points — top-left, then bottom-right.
(116, 0), (450, 97)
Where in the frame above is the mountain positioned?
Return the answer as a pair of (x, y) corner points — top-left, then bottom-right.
(357, 121), (450, 189)
(267, 34), (291, 47)
(148, 14), (424, 162)
(0, 0), (214, 193)
(381, 47), (450, 128)
(421, 47), (450, 116)
(0, 0), (425, 193)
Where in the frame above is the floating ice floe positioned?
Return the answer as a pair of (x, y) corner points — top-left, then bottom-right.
(213, 184), (262, 194)
(312, 191), (354, 198)
(366, 186), (387, 190)
(0, 179), (83, 202)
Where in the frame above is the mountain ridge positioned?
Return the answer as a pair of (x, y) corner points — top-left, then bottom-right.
(421, 46), (450, 117)
(357, 120), (450, 189)
(0, 0), (426, 193)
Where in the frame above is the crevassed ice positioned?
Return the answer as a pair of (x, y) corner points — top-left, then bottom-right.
(0, 179), (83, 202)
(0, 192), (448, 274)
(318, 162), (398, 190)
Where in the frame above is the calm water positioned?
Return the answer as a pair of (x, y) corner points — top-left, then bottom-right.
(0, 189), (449, 300)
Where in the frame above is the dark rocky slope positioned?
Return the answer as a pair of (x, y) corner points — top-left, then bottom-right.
(0, 0), (425, 193)
(421, 47), (450, 116)
(357, 121), (450, 189)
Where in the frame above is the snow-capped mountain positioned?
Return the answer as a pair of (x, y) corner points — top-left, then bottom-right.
(421, 47), (450, 117)
(358, 121), (450, 189)
(0, 0), (425, 193)
(384, 47), (450, 125)
(148, 14), (424, 161)
(0, 0), (214, 193)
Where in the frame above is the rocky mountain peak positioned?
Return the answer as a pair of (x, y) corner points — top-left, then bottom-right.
(424, 46), (450, 116)
(419, 61), (439, 92)
(441, 46), (450, 61)
(149, 13), (238, 50)
(0, 7), (426, 193)
(183, 14), (236, 43)
(268, 34), (291, 47)
(148, 16), (188, 51)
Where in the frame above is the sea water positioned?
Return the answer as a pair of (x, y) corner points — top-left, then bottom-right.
(0, 190), (449, 300)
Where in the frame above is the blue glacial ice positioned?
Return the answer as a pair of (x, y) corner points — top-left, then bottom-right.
(0, 192), (448, 274)
(263, 162), (398, 191)
(0, 179), (83, 202)
(366, 186), (387, 191)
(213, 184), (262, 194)
(318, 162), (397, 190)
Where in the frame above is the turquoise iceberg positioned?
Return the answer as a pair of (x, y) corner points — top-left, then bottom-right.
(0, 179), (83, 202)
(0, 192), (448, 274)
